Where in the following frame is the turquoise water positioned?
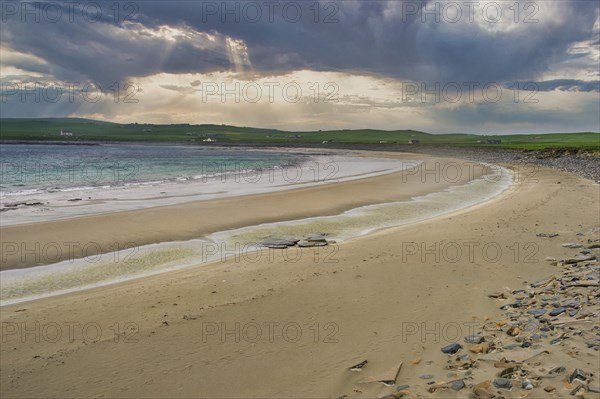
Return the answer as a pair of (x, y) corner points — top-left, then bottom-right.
(0, 144), (300, 195)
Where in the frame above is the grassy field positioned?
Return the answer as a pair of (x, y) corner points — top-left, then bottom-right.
(1, 118), (598, 150)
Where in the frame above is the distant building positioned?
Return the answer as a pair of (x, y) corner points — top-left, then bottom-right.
(203, 138), (216, 142)
(379, 141), (388, 144)
(408, 139), (420, 144)
(478, 139), (502, 144)
(322, 140), (329, 144)
(60, 129), (73, 137)
(143, 128), (153, 132)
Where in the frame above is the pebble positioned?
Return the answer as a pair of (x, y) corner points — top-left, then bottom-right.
(395, 384), (409, 392)
(363, 238), (600, 397)
(549, 307), (566, 316)
(522, 379), (534, 390)
(493, 378), (512, 390)
(440, 343), (462, 354)
(527, 308), (546, 316)
(451, 380), (465, 391)
(297, 241), (328, 247)
(464, 333), (484, 344)
(569, 368), (587, 383)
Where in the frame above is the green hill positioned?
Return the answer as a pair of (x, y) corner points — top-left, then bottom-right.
(1, 118), (598, 150)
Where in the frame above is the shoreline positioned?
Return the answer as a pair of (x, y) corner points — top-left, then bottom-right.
(1, 158), (598, 398)
(1, 161), (512, 306)
(0, 150), (408, 226)
(1, 151), (488, 270)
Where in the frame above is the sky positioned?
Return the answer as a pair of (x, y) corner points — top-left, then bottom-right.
(1, 0), (599, 133)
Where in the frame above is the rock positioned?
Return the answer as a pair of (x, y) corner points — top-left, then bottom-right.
(549, 307), (566, 316)
(507, 326), (520, 336)
(549, 366), (566, 375)
(527, 308), (546, 316)
(537, 233), (559, 237)
(349, 360), (368, 371)
(441, 343), (462, 354)
(260, 238), (299, 248)
(570, 383), (587, 396)
(420, 374), (434, 380)
(469, 344), (484, 353)
(473, 381), (493, 399)
(356, 362), (402, 386)
(522, 379), (534, 390)
(465, 333), (484, 344)
(306, 234), (328, 242)
(569, 368), (587, 383)
(493, 377), (512, 389)
(565, 254), (596, 264)
(297, 241), (328, 247)
(410, 357), (421, 365)
(544, 386), (556, 393)
(500, 302), (524, 310)
(395, 384), (410, 392)
(262, 244), (290, 249)
(562, 243), (583, 248)
(451, 380), (465, 391)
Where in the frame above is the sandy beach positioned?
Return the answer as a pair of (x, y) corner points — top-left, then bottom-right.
(1, 151), (599, 398)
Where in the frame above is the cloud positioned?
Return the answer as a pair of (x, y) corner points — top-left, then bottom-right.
(1, 0), (599, 133)
(512, 79), (600, 92)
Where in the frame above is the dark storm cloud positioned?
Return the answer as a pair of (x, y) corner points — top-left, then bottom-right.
(131, 0), (600, 83)
(2, 0), (598, 86)
(1, 1), (234, 86)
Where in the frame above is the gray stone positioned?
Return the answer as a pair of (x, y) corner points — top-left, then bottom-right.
(441, 343), (462, 354)
(549, 307), (566, 317)
(493, 377), (512, 389)
(562, 243), (583, 248)
(527, 309), (546, 316)
(451, 380), (465, 391)
(297, 241), (328, 247)
(464, 333), (484, 344)
(396, 384), (410, 392)
(522, 379), (534, 390)
(569, 368), (587, 383)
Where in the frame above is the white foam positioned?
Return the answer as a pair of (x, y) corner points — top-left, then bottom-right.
(0, 155), (412, 226)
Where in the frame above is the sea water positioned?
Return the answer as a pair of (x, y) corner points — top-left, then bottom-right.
(0, 144), (408, 225)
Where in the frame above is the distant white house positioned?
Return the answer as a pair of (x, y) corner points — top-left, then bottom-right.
(477, 139), (502, 144)
(60, 129), (73, 137)
(203, 138), (216, 142)
(408, 139), (420, 144)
